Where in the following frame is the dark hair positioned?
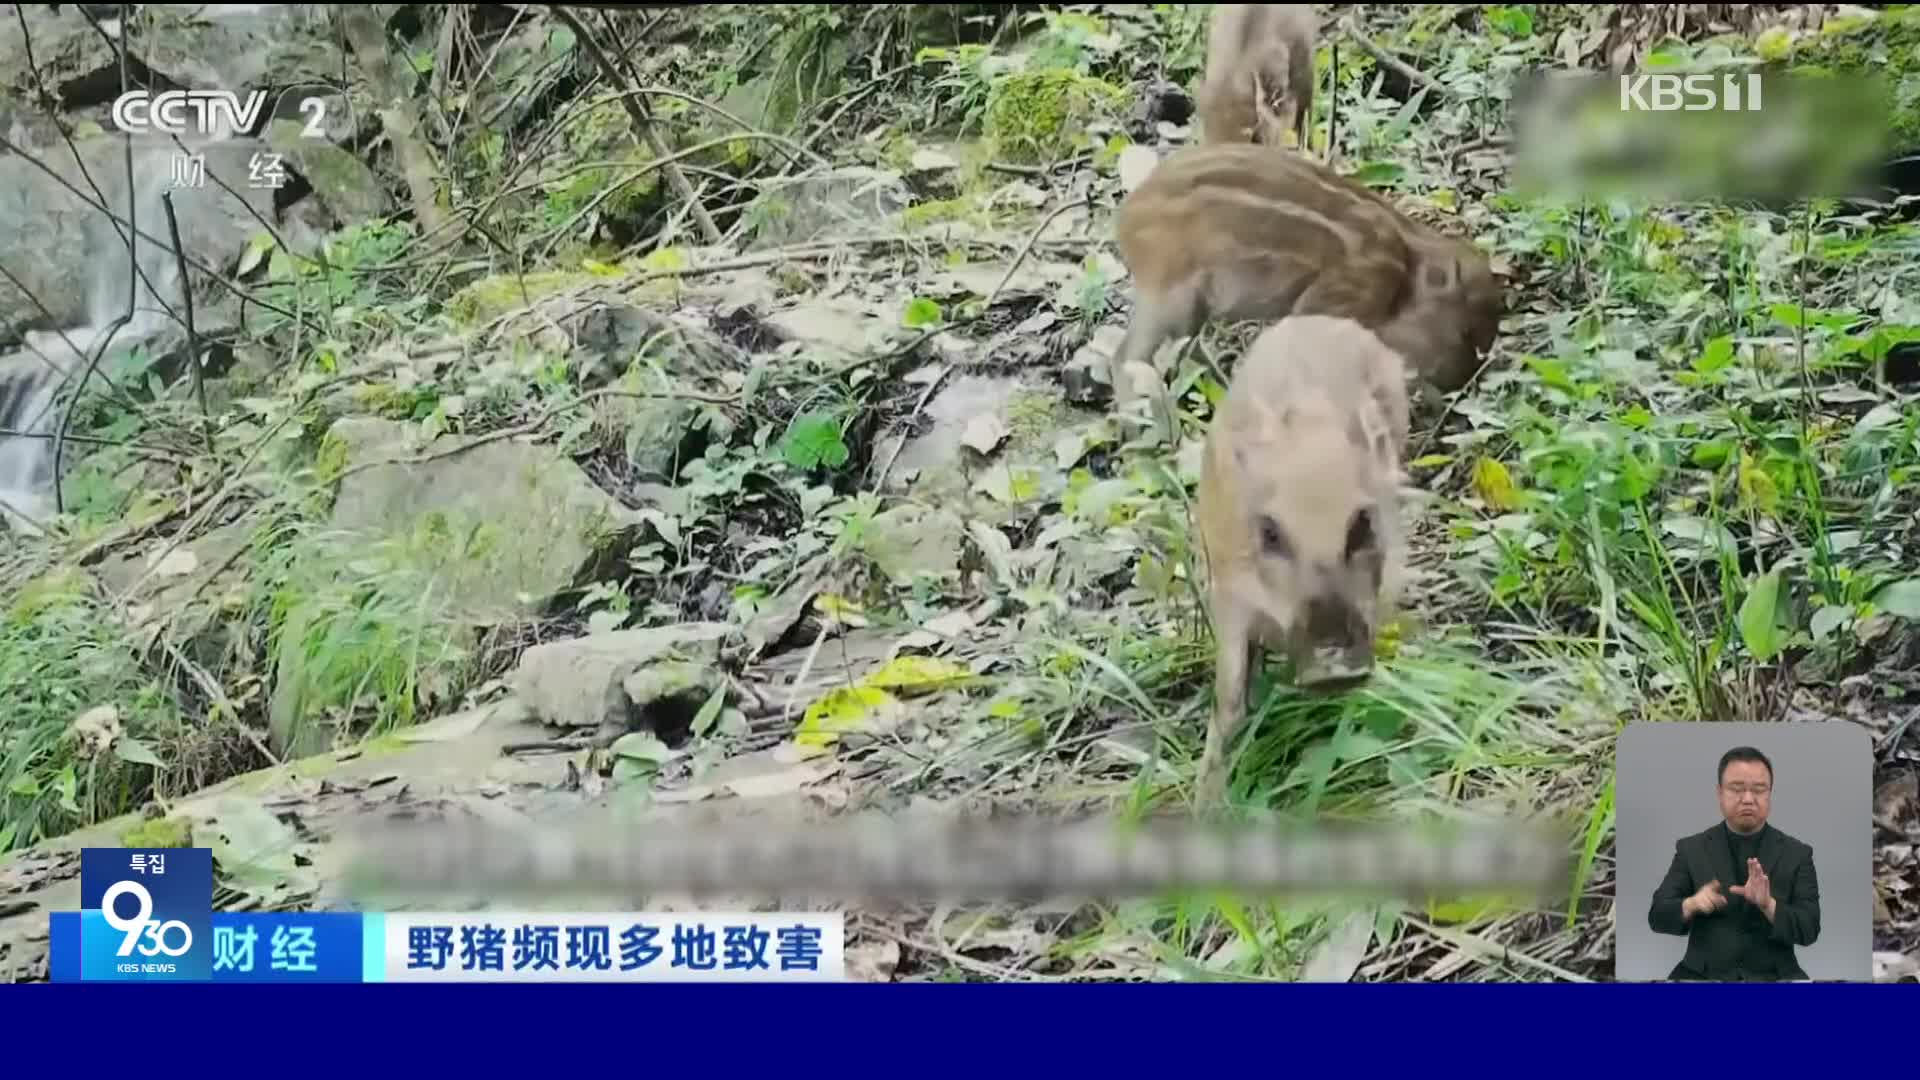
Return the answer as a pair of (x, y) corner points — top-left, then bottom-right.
(1717, 746), (1773, 786)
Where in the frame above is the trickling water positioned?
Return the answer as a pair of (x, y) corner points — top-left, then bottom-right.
(0, 341), (63, 531)
(0, 138), (206, 534)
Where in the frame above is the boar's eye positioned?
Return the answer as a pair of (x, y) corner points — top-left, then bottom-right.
(1258, 514), (1292, 558)
(1343, 508), (1376, 560)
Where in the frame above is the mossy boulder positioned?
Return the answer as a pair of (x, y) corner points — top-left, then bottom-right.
(1780, 8), (1920, 146)
(445, 271), (597, 325)
(984, 68), (1127, 165)
(264, 119), (392, 223)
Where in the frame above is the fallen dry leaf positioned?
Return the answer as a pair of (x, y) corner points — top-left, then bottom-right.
(396, 703), (500, 743)
(69, 705), (122, 755)
(960, 412), (1010, 456)
(149, 548), (200, 578)
(938, 910), (1055, 956)
(1873, 950), (1920, 982)
(846, 939), (902, 983)
(1118, 144), (1160, 192)
(653, 785), (716, 804)
(1875, 772), (1917, 820)
(724, 758), (841, 800)
(1299, 909), (1377, 983)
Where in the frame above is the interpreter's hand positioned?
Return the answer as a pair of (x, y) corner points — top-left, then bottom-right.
(1730, 859), (1773, 916)
(1683, 879), (1727, 919)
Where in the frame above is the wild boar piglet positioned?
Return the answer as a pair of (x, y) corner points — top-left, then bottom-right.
(1109, 144), (1504, 437)
(1197, 4), (1318, 150)
(1193, 314), (1411, 806)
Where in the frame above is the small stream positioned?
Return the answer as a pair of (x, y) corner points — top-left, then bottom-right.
(0, 140), (219, 535)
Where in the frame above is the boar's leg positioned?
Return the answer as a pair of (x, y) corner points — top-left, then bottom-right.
(1254, 88), (1300, 151)
(1197, 601), (1257, 808)
(1112, 284), (1202, 444)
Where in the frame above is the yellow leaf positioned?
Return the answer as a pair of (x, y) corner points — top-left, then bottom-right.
(813, 593), (868, 628)
(1374, 618), (1404, 662)
(237, 233), (276, 277)
(641, 247), (688, 273)
(1409, 454), (1453, 470)
(1755, 26), (1792, 62)
(795, 685), (900, 750)
(581, 258), (625, 278)
(1424, 893), (1524, 926)
(1737, 451), (1779, 515)
(1471, 456), (1523, 511)
(863, 655), (971, 693)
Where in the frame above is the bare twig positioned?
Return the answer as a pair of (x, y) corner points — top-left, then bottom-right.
(0, 427), (190, 464)
(160, 192), (215, 455)
(549, 6), (723, 246)
(872, 364), (951, 492)
(0, 133), (321, 332)
(329, 384), (739, 486)
(1339, 14), (1455, 100)
(869, 198), (1084, 490)
(445, 4), (528, 160)
(529, 132), (814, 261)
(788, 62), (916, 171)
(985, 154), (1092, 178)
(340, 4), (450, 238)
(50, 1), (141, 517)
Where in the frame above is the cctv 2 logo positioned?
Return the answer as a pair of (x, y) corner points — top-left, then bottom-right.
(100, 879), (193, 958)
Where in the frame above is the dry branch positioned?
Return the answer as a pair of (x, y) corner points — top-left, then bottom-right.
(549, 6), (725, 246)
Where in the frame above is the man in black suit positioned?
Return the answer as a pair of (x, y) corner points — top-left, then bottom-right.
(1647, 746), (1821, 980)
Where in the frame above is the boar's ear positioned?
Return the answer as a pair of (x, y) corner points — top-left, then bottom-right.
(1258, 513), (1293, 559)
(1343, 507), (1377, 560)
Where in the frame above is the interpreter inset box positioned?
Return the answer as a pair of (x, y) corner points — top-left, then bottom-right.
(1616, 722), (1872, 982)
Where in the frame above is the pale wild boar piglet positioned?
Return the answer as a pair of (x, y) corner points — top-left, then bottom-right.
(1194, 315), (1410, 806)
(1198, 4), (1318, 149)
(1109, 143), (1501, 434)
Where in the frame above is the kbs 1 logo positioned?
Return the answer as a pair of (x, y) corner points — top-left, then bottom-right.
(79, 848), (214, 982)
(1619, 72), (1765, 112)
(109, 88), (334, 139)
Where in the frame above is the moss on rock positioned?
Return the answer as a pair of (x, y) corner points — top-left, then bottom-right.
(1782, 8), (1920, 145)
(119, 816), (192, 849)
(984, 68), (1126, 165)
(445, 271), (596, 325)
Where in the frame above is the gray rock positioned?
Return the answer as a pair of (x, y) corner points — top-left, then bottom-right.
(906, 146), (963, 199)
(263, 118), (391, 223)
(0, 133), (300, 337)
(265, 418), (651, 758)
(0, 7), (119, 101)
(96, 519), (254, 671)
(861, 504), (966, 586)
(114, 5), (342, 107)
(765, 299), (886, 362)
(0, 92), (64, 158)
(884, 374), (1025, 488)
(745, 167), (911, 250)
(324, 417), (644, 622)
(512, 623), (732, 731)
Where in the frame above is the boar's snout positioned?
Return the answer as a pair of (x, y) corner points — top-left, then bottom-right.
(1291, 592), (1376, 690)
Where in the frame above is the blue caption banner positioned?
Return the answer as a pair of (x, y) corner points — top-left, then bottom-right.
(208, 913), (366, 982)
(51, 907), (846, 982)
